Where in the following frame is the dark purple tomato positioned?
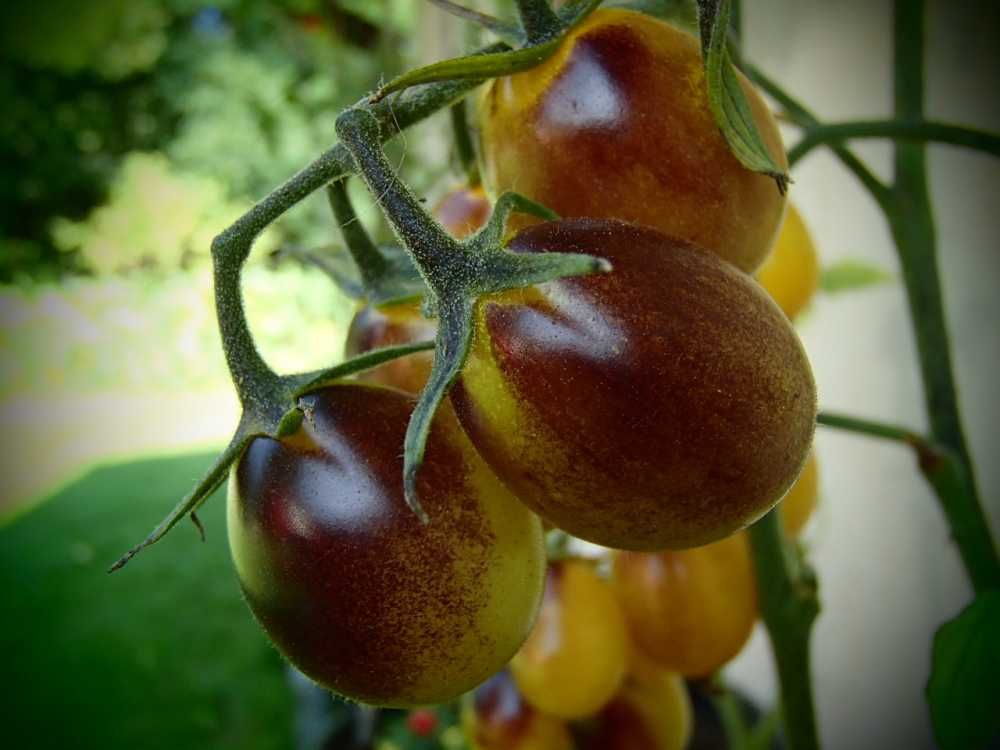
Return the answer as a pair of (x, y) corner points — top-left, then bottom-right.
(227, 384), (545, 706)
(449, 219), (816, 550)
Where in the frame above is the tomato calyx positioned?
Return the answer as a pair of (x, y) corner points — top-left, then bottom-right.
(336, 106), (609, 523)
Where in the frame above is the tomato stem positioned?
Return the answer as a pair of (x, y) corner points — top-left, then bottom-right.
(325, 180), (392, 293)
(513, 0), (562, 45)
(450, 99), (481, 188)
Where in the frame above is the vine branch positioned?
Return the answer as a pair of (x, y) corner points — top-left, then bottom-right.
(789, 119), (1000, 166)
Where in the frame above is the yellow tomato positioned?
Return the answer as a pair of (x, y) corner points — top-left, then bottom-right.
(756, 204), (820, 319)
(511, 558), (629, 718)
(779, 449), (820, 537)
(612, 533), (756, 678)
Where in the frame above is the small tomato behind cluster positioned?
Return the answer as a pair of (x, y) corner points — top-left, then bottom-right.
(464, 670), (574, 750)
(510, 558), (628, 719)
(756, 204), (821, 320)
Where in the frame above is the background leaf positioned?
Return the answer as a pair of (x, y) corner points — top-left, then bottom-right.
(927, 591), (1000, 750)
(819, 259), (893, 294)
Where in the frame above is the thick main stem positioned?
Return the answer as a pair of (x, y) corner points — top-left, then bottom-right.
(748, 510), (821, 750)
(891, 0), (999, 594)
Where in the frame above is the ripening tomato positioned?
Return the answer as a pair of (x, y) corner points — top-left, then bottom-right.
(510, 558), (628, 719)
(778, 449), (819, 537)
(612, 533), (757, 677)
(227, 384), (545, 706)
(578, 667), (693, 750)
(478, 7), (787, 273)
(756, 204), (820, 319)
(449, 219), (817, 550)
(433, 184), (491, 239)
(344, 299), (436, 393)
(463, 670), (574, 750)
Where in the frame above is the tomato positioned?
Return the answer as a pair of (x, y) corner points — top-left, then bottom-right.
(342, 186), (489, 393)
(449, 219), (817, 550)
(227, 384), (545, 707)
(433, 184), (491, 239)
(612, 532), (756, 677)
(778, 448), (819, 537)
(578, 666), (693, 750)
(478, 7), (787, 273)
(463, 670), (574, 750)
(756, 204), (821, 319)
(343, 299), (436, 393)
(510, 558), (628, 719)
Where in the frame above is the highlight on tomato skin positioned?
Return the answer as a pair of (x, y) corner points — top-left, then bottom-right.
(449, 218), (817, 551)
(756, 204), (821, 320)
(510, 558), (629, 719)
(612, 533), (758, 678)
(226, 384), (545, 707)
(463, 669), (574, 750)
(478, 7), (787, 273)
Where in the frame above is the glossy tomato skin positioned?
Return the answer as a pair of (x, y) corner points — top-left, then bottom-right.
(464, 670), (574, 750)
(612, 533), (757, 677)
(479, 8), (787, 273)
(433, 184), (491, 239)
(510, 559), (628, 719)
(756, 204), (821, 319)
(344, 299), (436, 393)
(227, 384), (545, 707)
(579, 668), (693, 750)
(449, 219), (817, 550)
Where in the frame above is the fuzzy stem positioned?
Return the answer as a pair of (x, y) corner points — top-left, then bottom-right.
(789, 119), (1000, 166)
(326, 180), (389, 292)
(747, 510), (821, 750)
(335, 108), (464, 296)
(514, 0), (562, 44)
(890, 0), (999, 594)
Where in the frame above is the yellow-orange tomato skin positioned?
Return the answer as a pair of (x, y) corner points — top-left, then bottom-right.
(779, 449), (819, 537)
(463, 670), (574, 750)
(433, 184), (491, 239)
(612, 533), (757, 678)
(479, 8), (787, 273)
(510, 559), (628, 719)
(756, 204), (821, 319)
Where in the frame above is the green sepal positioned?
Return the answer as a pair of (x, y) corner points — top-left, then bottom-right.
(696, 0), (789, 192)
(108, 429), (255, 572)
(277, 244), (366, 300)
(927, 591), (1000, 750)
(110, 342), (437, 571)
(427, 0), (525, 46)
(820, 259), (893, 294)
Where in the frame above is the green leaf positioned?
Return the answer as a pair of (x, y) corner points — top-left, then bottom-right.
(819, 259), (893, 293)
(927, 591), (1000, 750)
(696, 0), (789, 191)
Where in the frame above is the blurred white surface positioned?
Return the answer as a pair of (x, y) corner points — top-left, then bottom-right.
(727, 3), (1000, 749)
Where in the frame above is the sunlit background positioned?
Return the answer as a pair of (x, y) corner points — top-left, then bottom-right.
(1, 1), (997, 749)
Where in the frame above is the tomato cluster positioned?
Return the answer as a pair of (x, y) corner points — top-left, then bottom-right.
(223, 5), (820, 713)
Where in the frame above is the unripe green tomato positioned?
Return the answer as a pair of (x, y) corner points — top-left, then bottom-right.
(227, 384), (545, 706)
(756, 204), (821, 319)
(449, 219), (817, 550)
(612, 533), (757, 678)
(478, 7), (787, 273)
(578, 666), (693, 750)
(463, 670), (574, 750)
(510, 558), (628, 719)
